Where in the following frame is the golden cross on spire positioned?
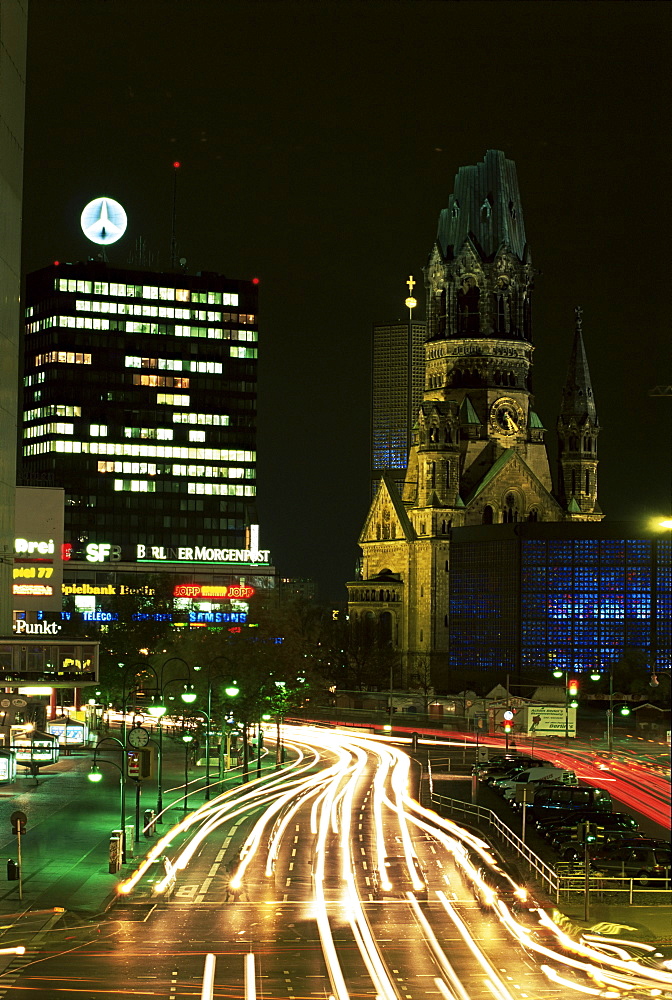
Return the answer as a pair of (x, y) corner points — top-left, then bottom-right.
(407, 275), (416, 294)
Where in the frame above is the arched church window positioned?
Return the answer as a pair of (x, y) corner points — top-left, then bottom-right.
(508, 200), (517, 222)
(585, 471), (590, 493)
(451, 200), (460, 219)
(482, 505), (494, 524)
(376, 524), (381, 540)
(527, 508), (539, 522)
(503, 493), (519, 523)
(570, 436), (579, 451)
(457, 277), (480, 334)
(481, 199), (491, 222)
(438, 288), (447, 337)
(571, 471), (576, 495)
(379, 612), (393, 647)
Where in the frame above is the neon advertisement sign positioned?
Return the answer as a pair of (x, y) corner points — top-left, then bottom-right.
(173, 584), (255, 600)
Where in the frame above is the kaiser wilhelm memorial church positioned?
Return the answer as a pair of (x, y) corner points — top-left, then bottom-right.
(348, 151), (670, 691)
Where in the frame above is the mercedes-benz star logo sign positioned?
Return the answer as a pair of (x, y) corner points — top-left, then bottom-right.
(80, 196), (127, 246)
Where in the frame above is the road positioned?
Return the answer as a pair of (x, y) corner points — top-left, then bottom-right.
(2, 726), (670, 999)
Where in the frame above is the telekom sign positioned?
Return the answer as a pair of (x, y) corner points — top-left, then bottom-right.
(173, 584), (255, 600)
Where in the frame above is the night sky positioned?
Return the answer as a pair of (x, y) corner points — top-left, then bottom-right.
(23, 1), (671, 601)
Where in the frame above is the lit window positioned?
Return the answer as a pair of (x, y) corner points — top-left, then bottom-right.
(189, 430), (206, 442)
(158, 394), (190, 406)
(34, 351), (92, 366)
(176, 288), (190, 302)
(230, 346), (258, 359)
(90, 425), (107, 437)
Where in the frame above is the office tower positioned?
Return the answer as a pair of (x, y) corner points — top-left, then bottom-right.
(371, 318), (426, 497)
(21, 261), (259, 561)
(0, 1), (27, 633)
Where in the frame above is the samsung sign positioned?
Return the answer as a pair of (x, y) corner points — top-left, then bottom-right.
(137, 544), (270, 564)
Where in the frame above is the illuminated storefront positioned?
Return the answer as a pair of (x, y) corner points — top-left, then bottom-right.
(448, 522), (671, 679)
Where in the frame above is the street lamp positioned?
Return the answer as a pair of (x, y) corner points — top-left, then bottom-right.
(181, 734), (194, 815)
(88, 737), (127, 862)
(589, 664), (616, 754)
(147, 676), (194, 820)
(193, 657), (239, 800)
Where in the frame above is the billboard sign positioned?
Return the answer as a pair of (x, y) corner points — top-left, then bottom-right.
(13, 488), (64, 613)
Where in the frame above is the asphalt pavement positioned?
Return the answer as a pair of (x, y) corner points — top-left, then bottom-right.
(0, 729), (667, 974)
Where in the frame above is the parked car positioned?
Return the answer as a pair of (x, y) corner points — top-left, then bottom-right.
(536, 806), (615, 839)
(551, 814), (641, 860)
(591, 837), (671, 862)
(472, 753), (530, 777)
(592, 844), (671, 887)
(478, 757), (547, 782)
(531, 784), (612, 824)
(495, 767), (577, 797)
(485, 760), (552, 785)
(378, 855), (428, 901)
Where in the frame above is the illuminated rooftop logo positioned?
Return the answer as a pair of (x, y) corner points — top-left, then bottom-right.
(80, 197), (127, 245)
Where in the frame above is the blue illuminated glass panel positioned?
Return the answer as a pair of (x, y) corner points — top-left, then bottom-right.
(521, 537), (671, 675)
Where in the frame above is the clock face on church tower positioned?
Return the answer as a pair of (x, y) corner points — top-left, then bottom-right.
(491, 397), (524, 435)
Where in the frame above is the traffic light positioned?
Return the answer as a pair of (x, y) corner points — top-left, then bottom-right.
(503, 709), (514, 734)
(127, 748), (152, 780)
(567, 678), (580, 708)
(577, 821), (598, 844)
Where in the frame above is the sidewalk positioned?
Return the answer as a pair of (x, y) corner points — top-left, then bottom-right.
(0, 737), (250, 929)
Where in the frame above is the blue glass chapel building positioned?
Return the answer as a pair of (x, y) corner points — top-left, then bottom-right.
(448, 522), (671, 679)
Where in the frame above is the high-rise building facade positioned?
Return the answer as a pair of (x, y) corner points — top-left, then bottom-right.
(21, 261), (259, 559)
(348, 150), (606, 688)
(371, 318), (426, 497)
(0, 1), (27, 633)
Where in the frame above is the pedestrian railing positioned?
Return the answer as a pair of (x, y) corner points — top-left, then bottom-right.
(427, 767), (672, 905)
(429, 785), (559, 895)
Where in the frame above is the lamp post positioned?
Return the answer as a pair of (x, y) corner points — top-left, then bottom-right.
(88, 737), (127, 862)
(553, 668), (579, 744)
(590, 666), (615, 754)
(147, 664), (195, 820)
(193, 657), (239, 800)
(118, 661), (157, 755)
(181, 734), (193, 815)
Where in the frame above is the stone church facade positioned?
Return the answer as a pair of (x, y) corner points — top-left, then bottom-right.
(347, 150), (603, 688)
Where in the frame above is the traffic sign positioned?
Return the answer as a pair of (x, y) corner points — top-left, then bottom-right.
(10, 811), (27, 835)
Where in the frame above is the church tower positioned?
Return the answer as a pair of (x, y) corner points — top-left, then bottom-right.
(347, 151), (602, 688)
(556, 306), (602, 520)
